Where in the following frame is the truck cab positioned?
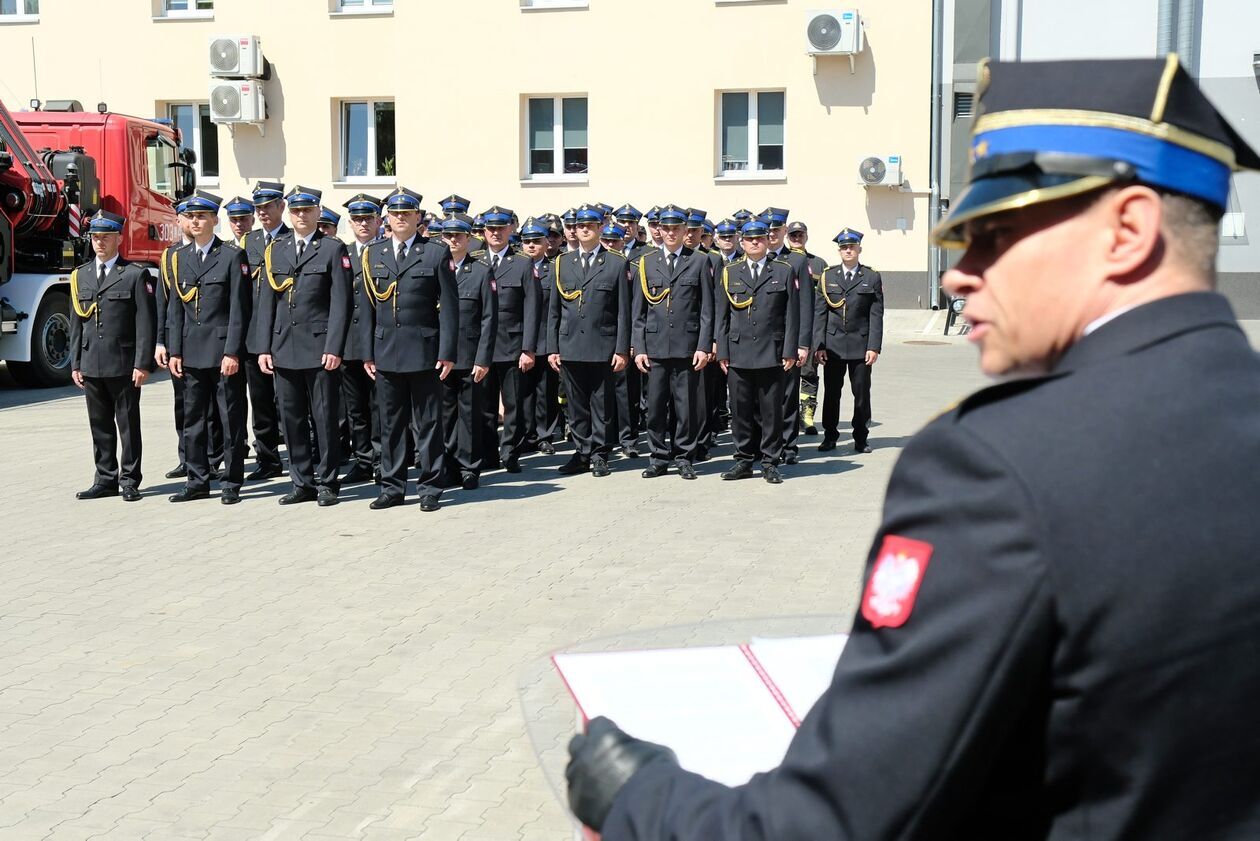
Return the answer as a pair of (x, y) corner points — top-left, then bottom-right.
(0, 105), (192, 386)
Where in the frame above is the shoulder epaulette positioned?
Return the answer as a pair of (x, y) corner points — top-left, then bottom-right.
(772, 258), (792, 267)
(469, 250), (486, 258)
(789, 247), (807, 255)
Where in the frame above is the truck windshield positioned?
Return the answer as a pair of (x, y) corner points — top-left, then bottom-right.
(145, 134), (178, 201)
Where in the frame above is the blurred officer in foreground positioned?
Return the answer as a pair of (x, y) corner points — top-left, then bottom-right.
(567, 56), (1260, 839)
(816, 228), (883, 454)
(70, 211), (156, 502)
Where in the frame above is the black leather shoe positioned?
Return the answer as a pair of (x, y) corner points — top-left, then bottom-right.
(220, 489), (241, 505)
(818, 438), (838, 452)
(370, 494), (403, 510)
(854, 442), (873, 454)
(76, 483), (119, 500)
(676, 462), (697, 481)
(247, 464), (284, 481)
(461, 472), (479, 490)
(558, 456), (589, 475)
(418, 495), (439, 512)
(784, 451), (799, 465)
(641, 463), (668, 479)
(279, 489), (317, 505)
(121, 486), (142, 502)
(317, 489), (339, 507)
(591, 458), (611, 478)
(169, 487), (210, 503)
(804, 424), (818, 435)
(164, 465), (187, 479)
(763, 465), (784, 484)
(503, 457), (521, 474)
(537, 441), (555, 455)
(722, 463), (754, 481)
(341, 464), (374, 485)
(621, 447), (641, 459)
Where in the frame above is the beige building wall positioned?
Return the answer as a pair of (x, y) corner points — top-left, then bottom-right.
(0, 0), (934, 305)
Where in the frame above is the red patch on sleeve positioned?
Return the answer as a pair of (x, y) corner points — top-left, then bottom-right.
(342, 255), (352, 269)
(241, 263), (250, 277)
(861, 535), (934, 629)
(145, 281), (155, 295)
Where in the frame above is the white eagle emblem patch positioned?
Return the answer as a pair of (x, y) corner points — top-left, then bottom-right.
(861, 535), (934, 629)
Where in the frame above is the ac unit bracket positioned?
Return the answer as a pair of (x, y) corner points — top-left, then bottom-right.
(810, 53), (856, 76)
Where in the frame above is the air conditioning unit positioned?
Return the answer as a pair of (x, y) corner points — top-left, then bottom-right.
(858, 155), (903, 188)
(805, 9), (863, 56)
(209, 35), (265, 78)
(209, 81), (265, 125)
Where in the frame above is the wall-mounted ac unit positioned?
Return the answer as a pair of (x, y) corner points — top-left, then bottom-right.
(209, 35), (265, 78)
(806, 10), (863, 56)
(858, 155), (903, 188)
(210, 81), (266, 126)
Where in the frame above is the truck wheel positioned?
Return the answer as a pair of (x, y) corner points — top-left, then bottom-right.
(8, 290), (73, 388)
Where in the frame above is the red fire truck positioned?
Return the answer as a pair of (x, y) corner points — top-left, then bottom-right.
(0, 99), (193, 387)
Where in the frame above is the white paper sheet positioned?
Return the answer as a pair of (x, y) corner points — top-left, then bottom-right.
(747, 633), (848, 722)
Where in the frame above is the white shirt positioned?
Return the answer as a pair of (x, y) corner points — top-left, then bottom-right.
(578, 244), (602, 259)
(487, 245), (510, 265)
(293, 231), (315, 257)
(391, 233), (418, 260)
(261, 224), (283, 244)
(1084, 305), (1140, 336)
(747, 256), (768, 275)
(95, 254), (120, 276)
(840, 262), (860, 280)
(192, 239), (214, 262)
(663, 247), (685, 263)
(452, 255), (466, 273)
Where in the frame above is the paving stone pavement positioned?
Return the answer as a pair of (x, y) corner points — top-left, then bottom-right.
(5, 310), (1246, 840)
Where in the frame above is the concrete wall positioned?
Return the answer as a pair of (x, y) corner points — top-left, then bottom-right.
(0, 0), (934, 294)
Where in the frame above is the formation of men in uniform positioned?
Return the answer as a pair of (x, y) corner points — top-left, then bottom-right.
(70, 187), (885, 509)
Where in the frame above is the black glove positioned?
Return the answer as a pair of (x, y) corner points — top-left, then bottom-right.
(566, 716), (678, 831)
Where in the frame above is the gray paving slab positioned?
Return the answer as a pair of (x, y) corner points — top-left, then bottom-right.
(3, 311), (1242, 838)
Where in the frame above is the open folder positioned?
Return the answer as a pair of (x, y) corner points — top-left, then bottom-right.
(552, 633), (847, 787)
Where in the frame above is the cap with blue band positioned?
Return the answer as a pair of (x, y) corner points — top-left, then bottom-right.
(481, 206), (514, 227)
(600, 223), (626, 240)
(833, 227), (864, 245)
(343, 193), (383, 216)
(384, 187), (422, 212)
(183, 189), (222, 213)
(225, 196), (255, 217)
(657, 204), (688, 225)
(251, 180), (285, 204)
(575, 204), (603, 224)
(741, 220), (769, 237)
(285, 186), (322, 209)
(442, 214), (474, 234)
(520, 217), (548, 240)
(319, 207), (340, 227)
(87, 210), (125, 234)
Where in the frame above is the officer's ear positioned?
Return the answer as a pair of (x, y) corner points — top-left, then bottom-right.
(1097, 185), (1164, 285)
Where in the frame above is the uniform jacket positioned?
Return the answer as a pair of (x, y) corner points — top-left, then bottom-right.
(603, 292), (1260, 841)
(255, 230), (352, 369)
(546, 247), (632, 362)
(453, 255), (497, 370)
(362, 236), (459, 373)
(777, 246), (815, 351)
(155, 242), (185, 348)
(344, 237), (380, 361)
(167, 237), (251, 368)
(479, 247), (539, 362)
(69, 257), (157, 378)
(631, 246), (714, 360)
(242, 223), (290, 355)
(814, 263), (884, 358)
(714, 257), (799, 369)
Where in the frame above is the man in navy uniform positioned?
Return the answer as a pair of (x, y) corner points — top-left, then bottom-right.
(786, 220), (827, 435)
(519, 218), (561, 455)
(816, 228), (883, 454)
(477, 205), (539, 474)
(156, 205), (221, 480)
(69, 210), (156, 502)
(632, 204), (713, 480)
(362, 187), (458, 512)
(566, 55), (1260, 840)
(713, 219), (798, 484)
(546, 204), (631, 477)
(225, 196), (255, 245)
(764, 208), (814, 464)
(257, 186), (352, 507)
(341, 193), (385, 485)
(165, 191), (251, 504)
(239, 180), (289, 481)
(317, 207), (341, 240)
(439, 214), (495, 490)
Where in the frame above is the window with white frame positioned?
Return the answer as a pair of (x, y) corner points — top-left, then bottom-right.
(335, 0), (392, 11)
(525, 96), (588, 179)
(167, 103), (219, 184)
(0, 0), (39, 19)
(718, 90), (785, 176)
(160, 0), (212, 15)
(340, 100), (396, 181)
